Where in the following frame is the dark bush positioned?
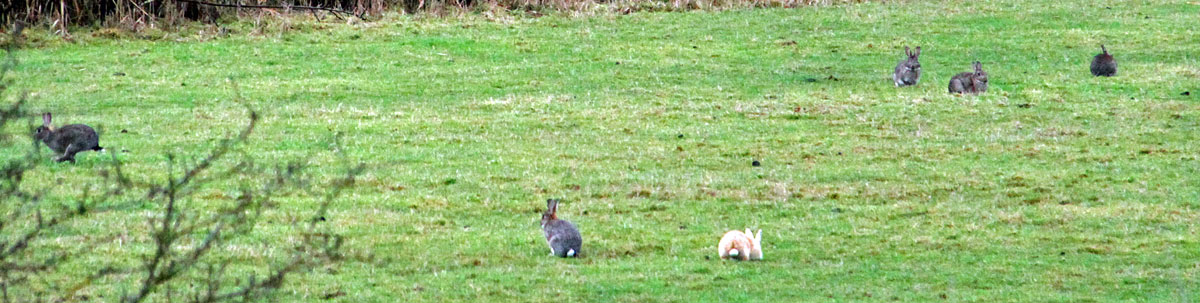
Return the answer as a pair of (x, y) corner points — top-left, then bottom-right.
(3, 0), (860, 35)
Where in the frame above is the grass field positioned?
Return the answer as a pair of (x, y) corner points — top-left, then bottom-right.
(4, 0), (1200, 301)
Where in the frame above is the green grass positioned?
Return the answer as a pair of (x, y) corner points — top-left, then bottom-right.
(4, 0), (1200, 301)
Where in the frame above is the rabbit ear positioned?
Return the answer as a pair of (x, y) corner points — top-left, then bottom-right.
(548, 199), (559, 214)
(1100, 44), (1108, 54)
(974, 61), (982, 71)
(754, 229), (762, 242)
(42, 112), (51, 126)
(904, 46), (910, 56)
(914, 47), (921, 57)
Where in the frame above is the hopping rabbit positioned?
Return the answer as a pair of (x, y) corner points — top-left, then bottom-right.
(35, 113), (102, 163)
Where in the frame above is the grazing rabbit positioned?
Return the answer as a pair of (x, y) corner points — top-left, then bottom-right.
(1091, 44), (1117, 77)
(949, 61), (988, 94)
(718, 228), (762, 261)
(541, 199), (582, 258)
(34, 113), (102, 163)
(893, 46), (922, 87)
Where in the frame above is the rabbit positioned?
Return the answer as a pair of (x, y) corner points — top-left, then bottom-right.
(718, 228), (762, 261)
(893, 46), (921, 87)
(1091, 44), (1116, 77)
(949, 61), (988, 94)
(34, 113), (102, 163)
(541, 199), (582, 258)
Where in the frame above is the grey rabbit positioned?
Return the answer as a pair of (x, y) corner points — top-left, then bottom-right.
(34, 113), (102, 163)
(1090, 44), (1116, 77)
(949, 61), (988, 94)
(893, 46), (921, 87)
(541, 199), (582, 258)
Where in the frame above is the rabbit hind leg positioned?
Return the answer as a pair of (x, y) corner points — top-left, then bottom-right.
(949, 79), (966, 94)
(55, 144), (82, 163)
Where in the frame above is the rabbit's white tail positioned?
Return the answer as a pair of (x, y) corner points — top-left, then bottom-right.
(728, 248), (739, 257)
(567, 249), (576, 257)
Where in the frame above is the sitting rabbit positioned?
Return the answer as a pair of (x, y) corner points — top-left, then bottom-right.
(541, 199), (583, 258)
(893, 46), (922, 87)
(1091, 44), (1117, 77)
(949, 61), (988, 94)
